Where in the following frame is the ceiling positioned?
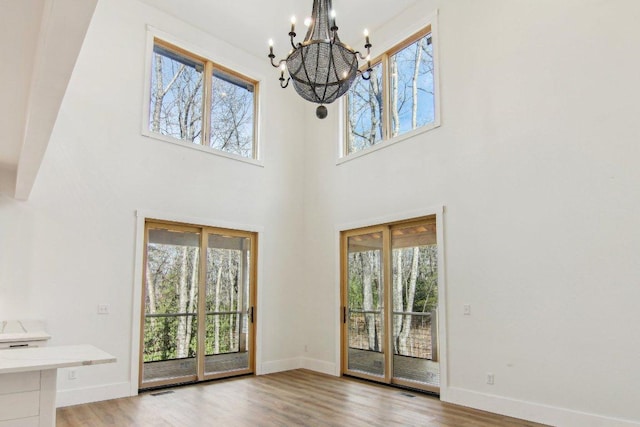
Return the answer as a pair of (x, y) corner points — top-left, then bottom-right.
(0, 0), (418, 200)
(0, 0), (42, 169)
(136, 0), (420, 60)
(0, 0), (97, 200)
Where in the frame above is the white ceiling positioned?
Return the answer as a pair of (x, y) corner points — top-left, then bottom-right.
(136, 0), (420, 59)
(0, 0), (97, 199)
(0, 0), (43, 168)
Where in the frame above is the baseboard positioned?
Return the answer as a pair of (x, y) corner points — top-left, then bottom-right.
(299, 357), (337, 376)
(444, 387), (640, 427)
(56, 382), (131, 408)
(259, 357), (337, 377)
(259, 358), (301, 375)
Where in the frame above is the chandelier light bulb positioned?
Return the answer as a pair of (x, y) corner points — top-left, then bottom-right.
(280, 63), (286, 71)
(290, 15), (296, 34)
(363, 29), (369, 37)
(304, 17), (312, 27)
(268, 39), (274, 47)
(330, 9), (336, 18)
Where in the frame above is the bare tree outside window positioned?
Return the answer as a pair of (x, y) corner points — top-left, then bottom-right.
(210, 71), (255, 158)
(390, 34), (434, 137)
(148, 41), (258, 159)
(347, 62), (383, 154)
(344, 28), (436, 157)
(150, 46), (203, 144)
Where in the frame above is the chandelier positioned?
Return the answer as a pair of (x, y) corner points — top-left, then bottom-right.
(268, 0), (372, 119)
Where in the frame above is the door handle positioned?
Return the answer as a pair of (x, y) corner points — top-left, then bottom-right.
(249, 306), (254, 323)
(343, 306), (346, 324)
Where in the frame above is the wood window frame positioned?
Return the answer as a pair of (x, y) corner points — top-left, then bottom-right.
(342, 23), (438, 158)
(148, 38), (260, 161)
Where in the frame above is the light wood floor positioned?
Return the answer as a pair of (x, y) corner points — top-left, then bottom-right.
(57, 369), (548, 427)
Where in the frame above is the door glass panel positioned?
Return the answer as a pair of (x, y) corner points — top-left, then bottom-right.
(204, 233), (251, 375)
(142, 228), (200, 384)
(346, 231), (384, 377)
(391, 222), (439, 387)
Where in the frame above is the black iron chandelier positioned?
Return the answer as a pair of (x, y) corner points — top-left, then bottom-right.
(268, 0), (372, 119)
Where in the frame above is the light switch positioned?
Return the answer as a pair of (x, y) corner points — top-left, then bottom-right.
(463, 304), (471, 315)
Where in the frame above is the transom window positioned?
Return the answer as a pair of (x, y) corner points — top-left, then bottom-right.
(148, 40), (258, 159)
(345, 26), (437, 157)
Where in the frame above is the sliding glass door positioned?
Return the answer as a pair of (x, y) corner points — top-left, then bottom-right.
(140, 221), (256, 389)
(390, 221), (439, 390)
(142, 225), (200, 384)
(344, 227), (385, 380)
(342, 217), (440, 393)
(203, 233), (252, 377)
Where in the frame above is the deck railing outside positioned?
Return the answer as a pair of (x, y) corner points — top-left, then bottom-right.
(348, 309), (434, 359)
(144, 311), (245, 363)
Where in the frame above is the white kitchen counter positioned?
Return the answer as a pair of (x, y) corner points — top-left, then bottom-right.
(0, 345), (116, 427)
(0, 320), (50, 349)
(0, 344), (115, 374)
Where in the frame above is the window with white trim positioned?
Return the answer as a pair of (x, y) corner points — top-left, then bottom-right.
(149, 40), (258, 159)
(345, 26), (437, 157)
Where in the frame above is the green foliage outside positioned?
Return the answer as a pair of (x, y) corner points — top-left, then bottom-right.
(144, 242), (247, 363)
(347, 244), (438, 357)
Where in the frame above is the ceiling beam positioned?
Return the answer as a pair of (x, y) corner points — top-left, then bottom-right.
(14, 0), (98, 200)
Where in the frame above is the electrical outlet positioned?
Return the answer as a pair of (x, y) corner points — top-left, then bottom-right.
(68, 369), (77, 380)
(463, 304), (471, 315)
(98, 304), (110, 315)
(487, 373), (494, 385)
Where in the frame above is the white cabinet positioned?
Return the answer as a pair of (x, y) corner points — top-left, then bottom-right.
(0, 345), (115, 427)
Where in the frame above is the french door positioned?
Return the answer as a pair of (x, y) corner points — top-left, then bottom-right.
(140, 220), (257, 389)
(341, 216), (440, 393)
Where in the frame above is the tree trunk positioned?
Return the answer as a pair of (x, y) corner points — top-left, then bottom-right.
(227, 251), (235, 351)
(391, 58), (400, 136)
(145, 262), (157, 316)
(411, 38), (424, 129)
(392, 249), (403, 353)
(213, 262), (223, 354)
(152, 55), (163, 133)
(361, 252), (376, 351)
(399, 247), (420, 354)
(184, 248), (198, 357)
(145, 261), (157, 344)
(368, 70), (381, 145)
(176, 247), (189, 358)
(151, 58), (185, 133)
(421, 247), (436, 312)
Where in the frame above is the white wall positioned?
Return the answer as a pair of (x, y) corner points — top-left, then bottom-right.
(301, 0), (640, 426)
(1, 0), (639, 425)
(0, 0), (306, 405)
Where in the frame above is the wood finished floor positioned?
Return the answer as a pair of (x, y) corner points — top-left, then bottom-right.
(57, 369), (548, 427)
